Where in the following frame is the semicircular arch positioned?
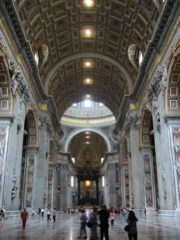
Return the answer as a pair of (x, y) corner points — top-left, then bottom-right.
(64, 128), (112, 153)
(44, 52), (133, 93)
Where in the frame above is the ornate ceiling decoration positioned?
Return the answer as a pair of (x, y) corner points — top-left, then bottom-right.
(14, 0), (160, 118)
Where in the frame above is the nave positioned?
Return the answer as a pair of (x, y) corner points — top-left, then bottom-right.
(0, 212), (180, 240)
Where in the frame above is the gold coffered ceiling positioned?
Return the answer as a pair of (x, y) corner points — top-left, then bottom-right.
(15, 0), (159, 118)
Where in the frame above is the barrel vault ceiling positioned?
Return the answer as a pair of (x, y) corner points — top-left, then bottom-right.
(8, 0), (161, 167)
(14, 0), (160, 119)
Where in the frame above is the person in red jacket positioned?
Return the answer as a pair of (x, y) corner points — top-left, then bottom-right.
(21, 208), (28, 230)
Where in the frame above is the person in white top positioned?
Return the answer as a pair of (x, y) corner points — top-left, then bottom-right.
(41, 208), (45, 218)
(52, 208), (57, 222)
(109, 207), (116, 228)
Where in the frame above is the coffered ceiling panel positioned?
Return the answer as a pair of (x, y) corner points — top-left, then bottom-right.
(48, 58), (129, 118)
(14, 0), (160, 118)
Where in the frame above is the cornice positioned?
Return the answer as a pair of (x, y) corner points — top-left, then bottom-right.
(114, 95), (130, 134)
(46, 96), (62, 135)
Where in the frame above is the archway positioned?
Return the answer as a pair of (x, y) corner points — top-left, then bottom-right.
(19, 110), (38, 209)
(141, 109), (159, 209)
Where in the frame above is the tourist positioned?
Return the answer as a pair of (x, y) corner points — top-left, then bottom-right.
(89, 206), (98, 240)
(21, 208), (28, 230)
(126, 210), (138, 240)
(41, 208), (45, 218)
(52, 208), (57, 222)
(78, 209), (87, 238)
(109, 207), (115, 228)
(98, 205), (110, 240)
(122, 208), (127, 224)
(47, 209), (51, 221)
(31, 208), (35, 218)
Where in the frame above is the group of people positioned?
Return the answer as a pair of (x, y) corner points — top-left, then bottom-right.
(20, 205), (138, 239)
(36, 207), (57, 222)
(78, 205), (138, 240)
(20, 207), (57, 230)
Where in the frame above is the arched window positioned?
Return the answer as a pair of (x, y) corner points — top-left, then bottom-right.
(128, 44), (143, 70)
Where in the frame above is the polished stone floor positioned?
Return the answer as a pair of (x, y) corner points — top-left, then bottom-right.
(0, 211), (180, 240)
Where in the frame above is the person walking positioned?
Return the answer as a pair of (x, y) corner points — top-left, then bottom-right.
(98, 205), (110, 240)
(52, 208), (57, 222)
(109, 207), (115, 228)
(126, 210), (138, 240)
(41, 208), (45, 218)
(89, 206), (98, 240)
(21, 208), (28, 230)
(144, 208), (146, 216)
(47, 209), (51, 221)
(78, 209), (87, 238)
(0, 208), (6, 220)
(31, 208), (35, 218)
(122, 208), (127, 224)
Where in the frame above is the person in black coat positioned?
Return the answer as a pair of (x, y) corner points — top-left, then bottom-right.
(98, 205), (110, 240)
(126, 210), (138, 240)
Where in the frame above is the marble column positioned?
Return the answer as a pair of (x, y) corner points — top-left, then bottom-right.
(47, 166), (55, 209)
(128, 114), (144, 209)
(0, 118), (12, 209)
(96, 179), (99, 205)
(78, 179), (80, 205)
(21, 147), (39, 209)
(140, 147), (156, 212)
(1, 83), (28, 210)
(33, 116), (50, 209)
(58, 161), (69, 209)
(121, 165), (130, 208)
(107, 161), (117, 208)
(146, 66), (176, 212)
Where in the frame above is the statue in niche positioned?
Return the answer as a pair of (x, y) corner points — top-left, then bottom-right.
(147, 64), (166, 110)
(128, 114), (141, 130)
(8, 61), (21, 93)
(8, 61), (29, 101)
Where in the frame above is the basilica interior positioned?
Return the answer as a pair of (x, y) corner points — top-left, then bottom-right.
(0, 0), (179, 222)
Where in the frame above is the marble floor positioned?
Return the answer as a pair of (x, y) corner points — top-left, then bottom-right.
(0, 211), (180, 240)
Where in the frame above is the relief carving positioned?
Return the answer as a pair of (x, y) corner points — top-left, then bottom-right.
(8, 61), (30, 102)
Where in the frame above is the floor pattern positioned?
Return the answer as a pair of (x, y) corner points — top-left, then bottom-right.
(0, 211), (180, 239)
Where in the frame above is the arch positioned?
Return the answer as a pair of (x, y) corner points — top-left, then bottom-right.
(76, 145), (99, 164)
(24, 110), (38, 146)
(64, 128), (112, 153)
(44, 53), (133, 93)
(141, 109), (154, 146)
(38, 44), (49, 69)
(128, 44), (143, 70)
